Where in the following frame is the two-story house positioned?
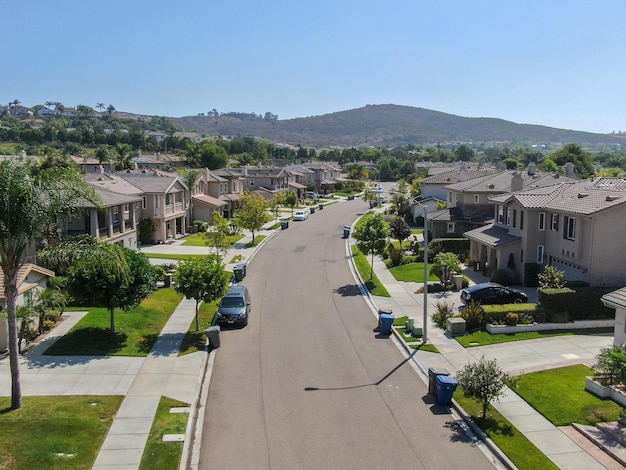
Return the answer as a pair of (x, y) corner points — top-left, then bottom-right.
(418, 164), (498, 201)
(428, 165), (577, 238)
(191, 169), (229, 222)
(465, 177), (626, 287)
(119, 172), (189, 243)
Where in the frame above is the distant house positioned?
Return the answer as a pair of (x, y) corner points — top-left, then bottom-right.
(419, 164), (498, 201)
(0, 264), (55, 352)
(465, 177), (626, 286)
(130, 152), (185, 171)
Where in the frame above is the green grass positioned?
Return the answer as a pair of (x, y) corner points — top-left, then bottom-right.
(411, 229), (424, 235)
(0, 396), (123, 470)
(350, 245), (390, 297)
(515, 365), (626, 426)
(139, 397), (189, 470)
(454, 391), (559, 470)
(179, 300), (219, 355)
(455, 328), (614, 348)
(142, 253), (209, 261)
(45, 288), (183, 356)
(247, 234), (266, 247)
(410, 342), (440, 353)
(181, 233), (244, 247)
(388, 262), (439, 282)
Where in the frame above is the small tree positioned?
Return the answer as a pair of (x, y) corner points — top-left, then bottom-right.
(270, 192), (286, 223)
(353, 213), (389, 280)
(361, 185), (378, 208)
(430, 252), (462, 286)
(538, 265), (566, 289)
(34, 288), (67, 334)
(204, 212), (230, 255)
(285, 191), (298, 216)
(457, 356), (513, 417)
(389, 216), (411, 249)
(233, 191), (269, 243)
(174, 254), (229, 331)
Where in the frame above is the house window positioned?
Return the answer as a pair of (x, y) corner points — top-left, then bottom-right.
(155, 195), (160, 208)
(506, 207), (511, 226)
(113, 206), (119, 222)
(448, 192), (452, 203)
(520, 211), (524, 230)
(538, 212), (545, 231)
(165, 194), (171, 205)
(537, 245), (544, 263)
(564, 216), (576, 240)
(512, 209), (517, 228)
(474, 194), (479, 204)
(142, 196), (147, 209)
(520, 249), (524, 263)
(124, 203), (129, 213)
(447, 223), (455, 233)
(497, 206), (504, 223)
(551, 214), (559, 231)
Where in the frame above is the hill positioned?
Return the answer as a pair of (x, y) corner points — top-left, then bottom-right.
(170, 104), (625, 148)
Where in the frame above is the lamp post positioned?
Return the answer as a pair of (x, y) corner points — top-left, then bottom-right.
(416, 202), (429, 343)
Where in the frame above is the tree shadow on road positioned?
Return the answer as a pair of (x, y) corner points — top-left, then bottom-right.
(333, 284), (361, 297)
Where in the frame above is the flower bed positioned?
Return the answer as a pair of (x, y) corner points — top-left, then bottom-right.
(486, 319), (614, 335)
(585, 376), (626, 407)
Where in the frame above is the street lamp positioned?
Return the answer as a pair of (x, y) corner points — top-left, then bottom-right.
(415, 201), (429, 343)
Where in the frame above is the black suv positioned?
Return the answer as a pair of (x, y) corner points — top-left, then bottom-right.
(460, 282), (527, 306)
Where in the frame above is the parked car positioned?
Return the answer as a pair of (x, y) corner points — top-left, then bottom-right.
(460, 282), (527, 305)
(215, 285), (251, 327)
(293, 210), (308, 221)
(379, 195), (388, 204)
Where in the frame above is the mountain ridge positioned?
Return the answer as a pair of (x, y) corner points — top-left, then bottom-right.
(170, 104), (624, 148)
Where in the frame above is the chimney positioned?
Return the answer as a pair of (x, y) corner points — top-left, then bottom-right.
(528, 162), (536, 176)
(18, 149), (26, 160)
(138, 150), (142, 158)
(243, 165), (248, 177)
(156, 152), (160, 161)
(511, 172), (524, 192)
(459, 165), (467, 182)
(564, 162), (575, 177)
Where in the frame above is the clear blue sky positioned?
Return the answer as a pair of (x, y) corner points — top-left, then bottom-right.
(3, 0), (625, 134)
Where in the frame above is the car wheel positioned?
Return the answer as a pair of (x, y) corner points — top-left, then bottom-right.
(514, 298), (523, 304)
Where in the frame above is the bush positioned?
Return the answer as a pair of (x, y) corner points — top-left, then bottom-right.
(432, 300), (455, 328)
(483, 304), (543, 324)
(538, 265), (565, 289)
(460, 301), (485, 331)
(538, 287), (614, 321)
(490, 268), (515, 286)
(429, 238), (470, 255)
(593, 345), (626, 386)
(387, 243), (404, 267)
(506, 313), (519, 326)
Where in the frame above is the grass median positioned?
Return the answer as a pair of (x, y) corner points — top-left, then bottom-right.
(350, 245), (390, 297)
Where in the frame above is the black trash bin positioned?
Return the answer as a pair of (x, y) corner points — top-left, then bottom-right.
(235, 262), (247, 278)
(310, 207), (315, 214)
(428, 367), (450, 396)
(436, 375), (459, 406)
(343, 226), (350, 238)
(233, 266), (244, 282)
(205, 325), (221, 349)
(319, 204), (324, 210)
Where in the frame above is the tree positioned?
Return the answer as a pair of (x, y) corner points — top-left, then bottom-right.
(34, 287), (67, 334)
(361, 185), (379, 208)
(430, 252), (462, 286)
(270, 192), (286, 223)
(389, 216), (411, 249)
(593, 345), (626, 387)
(548, 143), (594, 178)
(285, 191), (298, 216)
(95, 145), (110, 165)
(96, 103), (105, 112)
(233, 191), (269, 243)
(204, 212), (230, 255)
(456, 356), (513, 417)
(106, 104), (116, 116)
(14, 306), (37, 354)
(199, 142), (229, 169)
(0, 161), (100, 409)
(178, 168), (203, 221)
(174, 254), (229, 331)
(353, 213), (389, 280)
(538, 265), (565, 289)
(66, 244), (157, 334)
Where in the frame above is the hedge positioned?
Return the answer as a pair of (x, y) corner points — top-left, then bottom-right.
(524, 262), (541, 287)
(538, 287), (615, 321)
(429, 238), (470, 255)
(483, 304), (544, 323)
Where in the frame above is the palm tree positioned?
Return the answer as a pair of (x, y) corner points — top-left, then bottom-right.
(96, 103), (105, 112)
(0, 160), (100, 409)
(178, 168), (203, 221)
(34, 288), (67, 334)
(14, 306), (36, 354)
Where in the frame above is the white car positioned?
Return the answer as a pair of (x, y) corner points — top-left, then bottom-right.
(379, 196), (388, 204)
(293, 210), (308, 221)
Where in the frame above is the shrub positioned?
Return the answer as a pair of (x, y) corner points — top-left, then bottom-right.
(538, 265), (565, 289)
(593, 345), (626, 386)
(387, 243), (403, 267)
(506, 313), (519, 326)
(538, 287), (614, 321)
(460, 301), (485, 331)
(429, 238), (470, 255)
(490, 268), (514, 286)
(432, 300), (455, 328)
(483, 304), (542, 324)
(43, 319), (56, 332)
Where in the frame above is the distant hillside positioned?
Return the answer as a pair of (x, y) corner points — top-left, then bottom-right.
(170, 104), (625, 148)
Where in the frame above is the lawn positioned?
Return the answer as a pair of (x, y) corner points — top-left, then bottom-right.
(0, 395), (123, 470)
(388, 262), (440, 282)
(455, 328), (614, 348)
(351, 245), (390, 297)
(179, 300), (219, 355)
(181, 233), (244, 247)
(46, 288), (183, 356)
(515, 364), (626, 426)
(454, 391), (559, 470)
(142, 253), (209, 262)
(139, 397), (189, 470)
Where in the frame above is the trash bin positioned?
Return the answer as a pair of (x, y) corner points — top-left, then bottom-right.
(281, 221), (288, 230)
(310, 207), (315, 214)
(379, 313), (395, 335)
(206, 325), (221, 349)
(319, 204), (324, 210)
(235, 262), (247, 278)
(436, 375), (459, 406)
(233, 266), (244, 282)
(343, 226), (350, 238)
(428, 367), (450, 396)
(348, 195), (355, 200)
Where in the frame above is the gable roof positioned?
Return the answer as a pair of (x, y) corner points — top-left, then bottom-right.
(118, 173), (187, 193)
(445, 170), (575, 193)
(0, 264), (55, 300)
(602, 287), (626, 310)
(420, 167), (497, 185)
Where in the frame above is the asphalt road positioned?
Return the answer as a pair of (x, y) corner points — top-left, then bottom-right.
(198, 198), (495, 470)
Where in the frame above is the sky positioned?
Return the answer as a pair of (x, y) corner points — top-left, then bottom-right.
(2, 0), (625, 134)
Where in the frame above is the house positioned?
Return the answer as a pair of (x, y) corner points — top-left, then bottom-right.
(130, 152), (185, 171)
(118, 172), (189, 243)
(64, 173), (143, 249)
(427, 164), (577, 238)
(0, 264), (55, 352)
(419, 164), (498, 201)
(465, 177), (626, 286)
(70, 156), (116, 174)
(601, 287), (626, 346)
(286, 162), (343, 194)
(409, 196), (445, 226)
(211, 168), (246, 219)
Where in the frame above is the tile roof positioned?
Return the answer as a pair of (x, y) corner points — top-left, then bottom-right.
(118, 173), (184, 193)
(464, 224), (521, 248)
(445, 170), (575, 193)
(193, 194), (227, 207)
(0, 264), (55, 300)
(602, 287), (626, 309)
(420, 168), (498, 185)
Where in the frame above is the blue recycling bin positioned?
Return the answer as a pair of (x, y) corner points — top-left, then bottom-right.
(379, 313), (395, 335)
(319, 204), (324, 210)
(348, 195), (355, 200)
(436, 375), (459, 406)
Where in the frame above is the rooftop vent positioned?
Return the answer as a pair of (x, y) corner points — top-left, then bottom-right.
(606, 195), (620, 202)
(578, 193), (589, 198)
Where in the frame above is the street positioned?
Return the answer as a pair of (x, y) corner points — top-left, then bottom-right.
(198, 198), (494, 469)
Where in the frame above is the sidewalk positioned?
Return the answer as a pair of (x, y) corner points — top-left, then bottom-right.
(367, 250), (616, 469)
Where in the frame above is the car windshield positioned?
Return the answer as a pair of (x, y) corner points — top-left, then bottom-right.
(221, 297), (245, 308)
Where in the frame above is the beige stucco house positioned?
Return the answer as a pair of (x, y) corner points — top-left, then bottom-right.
(602, 287), (626, 346)
(465, 177), (626, 287)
